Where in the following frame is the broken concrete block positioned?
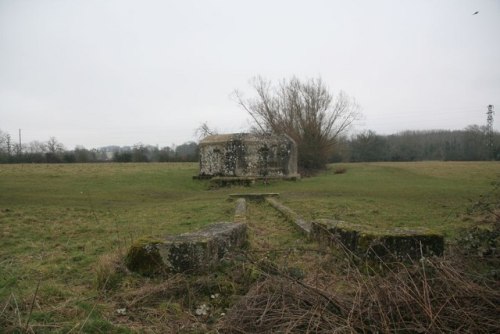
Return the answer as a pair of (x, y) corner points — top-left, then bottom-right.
(125, 222), (247, 276)
(311, 219), (444, 259)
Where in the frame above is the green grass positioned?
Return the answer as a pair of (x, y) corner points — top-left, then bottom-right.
(0, 161), (498, 332)
(0, 163), (235, 332)
(272, 162), (500, 236)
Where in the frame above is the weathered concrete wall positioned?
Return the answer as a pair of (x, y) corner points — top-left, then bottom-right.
(199, 133), (298, 178)
(311, 219), (444, 259)
(265, 197), (311, 236)
(252, 197), (444, 259)
(125, 222), (247, 276)
(233, 198), (247, 224)
(229, 193), (280, 201)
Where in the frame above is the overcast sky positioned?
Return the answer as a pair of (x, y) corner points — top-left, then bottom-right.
(1, 0), (499, 149)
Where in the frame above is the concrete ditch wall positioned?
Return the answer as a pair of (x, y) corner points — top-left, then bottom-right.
(264, 197), (444, 259)
(126, 193), (444, 278)
(265, 197), (311, 236)
(311, 219), (444, 259)
(234, 198), (247, 224)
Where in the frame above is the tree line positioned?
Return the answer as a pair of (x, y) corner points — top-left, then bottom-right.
(337, 125), (500, 162)
(0, 130), (199, 163)
(1, 124), (497, 165)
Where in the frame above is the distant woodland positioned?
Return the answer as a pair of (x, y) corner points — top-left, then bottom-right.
(340, 125), (500, 162)
(0, 129), (199, 163)
(0, 125), (499, 164)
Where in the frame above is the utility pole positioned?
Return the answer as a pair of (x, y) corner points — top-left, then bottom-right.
(18, 129), (22, 153)
(486, 105), (494, 160)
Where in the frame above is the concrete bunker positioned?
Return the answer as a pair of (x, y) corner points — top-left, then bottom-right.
(198, 133), (299, 179)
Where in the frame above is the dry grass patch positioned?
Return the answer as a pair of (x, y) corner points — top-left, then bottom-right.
(218, 252), (500, 333)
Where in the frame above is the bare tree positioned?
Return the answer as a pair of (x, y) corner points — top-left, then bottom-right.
(236, 76), (360, 172)
(5, 133), (12, 156)
(0, 130), (8, 153)
(46, 137), (65, 154)
(27, 141), (47, 154)
(13, 143), (23, 156)
(195, 122), (218, 140)
(0, 130), (11, 161)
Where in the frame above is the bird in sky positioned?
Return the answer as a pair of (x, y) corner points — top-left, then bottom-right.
(473, 11), (479, 15)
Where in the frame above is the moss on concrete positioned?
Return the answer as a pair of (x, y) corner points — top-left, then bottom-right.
(312, 219), (444, 259)
(126, 223), (248, 276)
(125, 236), (166, 276)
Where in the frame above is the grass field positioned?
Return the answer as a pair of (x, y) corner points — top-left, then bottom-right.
(0, 161), (498, 332)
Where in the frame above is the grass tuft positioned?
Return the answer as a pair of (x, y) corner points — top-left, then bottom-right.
(333, 166), (347, 174)
(95, 249), (128, 292)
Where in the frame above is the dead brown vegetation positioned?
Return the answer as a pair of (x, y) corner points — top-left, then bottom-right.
(218, 251), (500, 333)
